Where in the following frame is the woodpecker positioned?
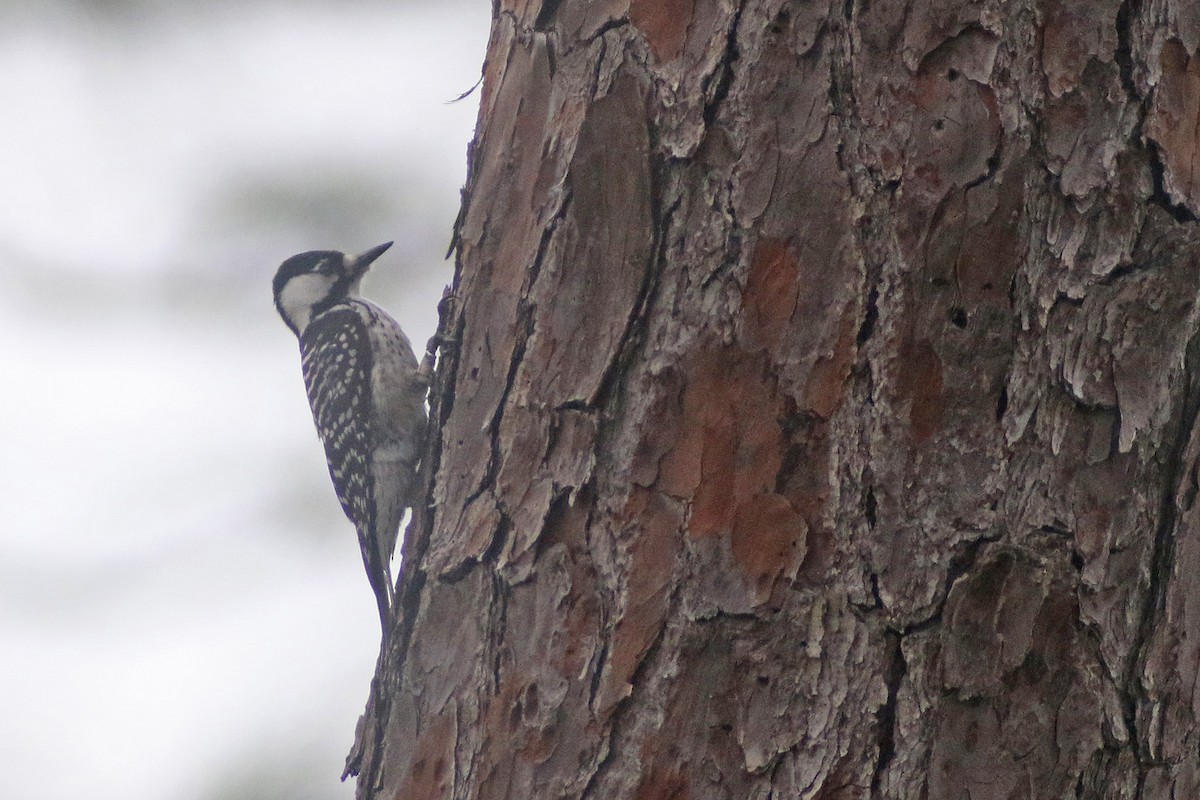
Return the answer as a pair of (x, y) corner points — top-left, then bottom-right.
(272, 242), (430, 636)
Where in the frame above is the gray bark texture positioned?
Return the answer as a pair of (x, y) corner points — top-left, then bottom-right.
(347, 1), (1200, 797)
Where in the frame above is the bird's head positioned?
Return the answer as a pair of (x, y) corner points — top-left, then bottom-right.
(272, 241), (393, 335)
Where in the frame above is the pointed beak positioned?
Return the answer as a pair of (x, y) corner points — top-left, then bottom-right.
(343, 241), (393, 278)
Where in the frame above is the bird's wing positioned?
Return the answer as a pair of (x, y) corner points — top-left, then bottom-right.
(300, 305), (395, 622)
(298, 304), (376, 535)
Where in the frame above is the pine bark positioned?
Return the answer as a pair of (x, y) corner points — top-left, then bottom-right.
(350, 1), (1200, 797)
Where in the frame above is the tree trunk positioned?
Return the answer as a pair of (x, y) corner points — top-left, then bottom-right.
(349, 1), (1200, 797)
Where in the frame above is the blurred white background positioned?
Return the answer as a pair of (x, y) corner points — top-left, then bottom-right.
(0, 1), (488, 797)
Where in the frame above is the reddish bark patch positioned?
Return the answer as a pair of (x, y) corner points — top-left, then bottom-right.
(630, 0), (695, 62)
(541, 490), (603, 680)
(897, 338), (945, 444)
(804, 302), (858, 419)
(1147, 39), (1200, 213)
(396, 710), (455, 799)
(951, 157), (1025, 310)
(898, 30), (1002, 263)
(731, 493), (808, 601)
(654, 347), (808, 600)
(661, 348), (787, 536)
(743, 237), (801, 352)
(633, 767), (692, 800)
(1040, 0), (1120, 98)
(492, 674), (557, 764)
(598, 488), (681, 717)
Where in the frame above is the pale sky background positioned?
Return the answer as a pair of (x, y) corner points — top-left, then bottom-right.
(0, 2), (489, 797)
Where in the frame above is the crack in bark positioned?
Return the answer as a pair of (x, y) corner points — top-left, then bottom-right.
(489, 569), (509, 694)
(1146, 142), (1200, 223)
(869, 630), (906, 799)
(700, 3), (742, 128)
(1124, 324), (1200, 767)
(589, 16), (630, 43)
(927, 533), (1003, 624)
(589, 180), (673, 415)
(579, 582), (684, 800)
(855, 286), (879, 346)
(533, 0), (563, 31)
(1113, 0), (1140, 100)
(587, 638), (610, 709)
(459, 190), (570, 522)
(1113, 0), (1198, 224)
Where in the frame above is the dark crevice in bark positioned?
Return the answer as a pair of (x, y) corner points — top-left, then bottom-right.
(700, 224), (744, 289)
(461, 192), (568, 515)
(587, 639), (610, 709)
(776, 440), (809, 496)
(1146, 143), (1200, 224)
(964, 140), (1003, 194)
(576, 722), (617, 796)
(533, 0), (562, 31)
(564, 17), (629, 62)
(900, 532), (1002, 633)
(589, 17), (630, 43)
(869, 572), (884, 611)
(431, 297), (464, 427)
(1039, 520), (1072, 537)
(591, 158), (672, 416)
(461, 303), (535, 516)
(587, 30), (609, 92)
(1050, 291), (1085, 311)
(577, 485), (614, 711)
(545, 36), (559, 78)
(942, 534), (1001, 596)
(1126, 325), (1200, 764)
(489, 570), (509, 693)
(869, 630), (905, 799)
(1096, 261), (1144, 285)
(579, 585), (684, 800)
(856, 286), (879, 346)
(1113, 0), (1140, 100)
(440, 509), (513, 585)
(482, 510), (512, 564)
(1113, 0), (1198, 225)
(700, 4), (743, 131)
(531, 487), (575, 562)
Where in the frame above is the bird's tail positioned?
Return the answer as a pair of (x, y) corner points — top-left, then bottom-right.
(357, 523), (395, 641)
(360, 457), (416, 641)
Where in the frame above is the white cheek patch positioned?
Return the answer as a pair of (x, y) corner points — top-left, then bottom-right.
(278, 273), (335, 333)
